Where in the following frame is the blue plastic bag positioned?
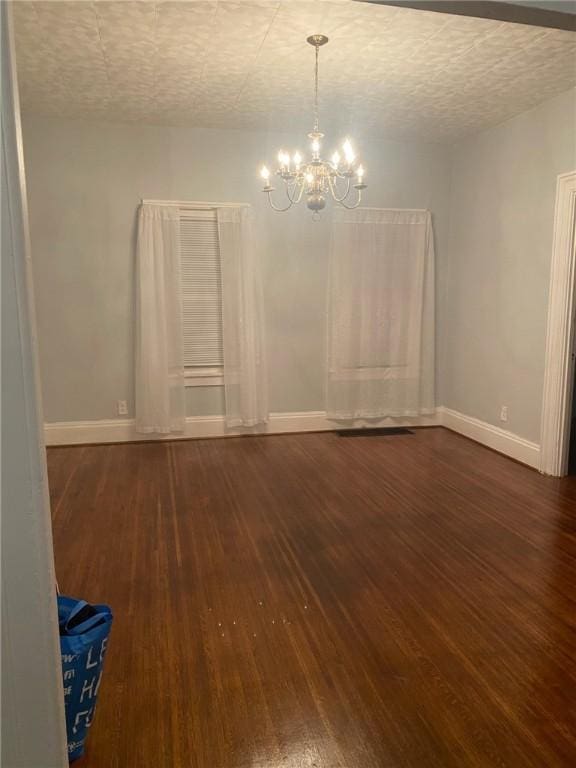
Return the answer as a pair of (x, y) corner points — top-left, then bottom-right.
(58, 595), (113, 762)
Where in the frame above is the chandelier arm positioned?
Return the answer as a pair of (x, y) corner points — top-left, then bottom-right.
(329, 174), (352, 203)
(285, 180), (303, 204)
(266, 189), (295, 212)
(336, 187), (363, 210)
(332, 175), (352, 202)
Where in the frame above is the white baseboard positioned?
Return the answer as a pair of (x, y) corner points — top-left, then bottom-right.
(44, 411), (441, 447)
(44, 408), (542, 470)
(438, 407), (541, 469)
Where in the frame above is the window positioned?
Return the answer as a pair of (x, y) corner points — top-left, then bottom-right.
(179, 208), (223, 386)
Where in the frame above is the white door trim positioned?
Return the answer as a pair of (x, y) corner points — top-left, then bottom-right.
(1, 3), (68, 765)
(540, 171), (576, 476)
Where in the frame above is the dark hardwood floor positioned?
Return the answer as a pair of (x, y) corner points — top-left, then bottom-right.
(47, 427), (576, 767)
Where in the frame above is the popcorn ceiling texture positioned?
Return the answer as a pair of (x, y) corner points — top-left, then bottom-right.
(13, 0), (576, 143)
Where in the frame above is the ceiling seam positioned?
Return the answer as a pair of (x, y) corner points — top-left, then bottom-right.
(91, 0), (112, 114)
(232, 1), (282, 111)
(188, 0), (225, 120)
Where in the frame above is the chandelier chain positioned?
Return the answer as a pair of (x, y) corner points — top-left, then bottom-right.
(314, 42), (319, 133)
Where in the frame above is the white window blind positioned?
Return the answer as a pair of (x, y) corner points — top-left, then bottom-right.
(179, 208), (223, 370)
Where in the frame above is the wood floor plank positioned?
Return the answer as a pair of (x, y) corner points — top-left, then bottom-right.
(48, 427), (576, 767)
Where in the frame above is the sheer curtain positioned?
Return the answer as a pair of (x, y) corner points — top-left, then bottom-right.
(135, 203), (185, 434)
(217, 207), (268, 427)
(327, 208), (435, 420)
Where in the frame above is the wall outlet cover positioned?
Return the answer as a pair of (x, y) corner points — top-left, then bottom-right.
(500, 405), (508, 422)
(117, 400), (128, 416)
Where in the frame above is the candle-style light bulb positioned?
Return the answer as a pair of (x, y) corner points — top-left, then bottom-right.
(278, 150), (290, 170)
(357, 164), (365, 180)
(331, 151), (340, 167)
(343, 139), (355, 165)
(293, 151), (302, 170)
(260, 166), (270, 182)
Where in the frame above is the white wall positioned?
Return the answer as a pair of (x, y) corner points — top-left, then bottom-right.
(22, 116), (451, 423)
(444, 87), (576, 443)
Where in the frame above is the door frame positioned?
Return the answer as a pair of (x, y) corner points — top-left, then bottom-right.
(1, 2), (68, 765)
(540, 171), (576, 476)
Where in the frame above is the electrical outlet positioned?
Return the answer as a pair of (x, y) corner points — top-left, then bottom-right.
(117, 400), (128, 416)
(500, 405), (508, 423)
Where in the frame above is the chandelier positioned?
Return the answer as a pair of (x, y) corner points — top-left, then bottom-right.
(259, 34), (367, 219)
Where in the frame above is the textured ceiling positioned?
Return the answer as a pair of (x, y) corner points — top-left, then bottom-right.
(13, 0), (576, 142)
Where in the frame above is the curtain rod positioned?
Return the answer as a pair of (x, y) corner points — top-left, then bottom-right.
(355, 207), (429, 212)
(141, 199), (251, 209)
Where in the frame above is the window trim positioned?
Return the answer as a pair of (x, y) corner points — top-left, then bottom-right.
(184, 366), (224, 387)
(328, 364), (415, 382)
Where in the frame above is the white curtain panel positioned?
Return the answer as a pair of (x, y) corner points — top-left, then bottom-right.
(327, 208), (435, 420)
(217, 207), (268, 428)
(135, 204), (185, 434)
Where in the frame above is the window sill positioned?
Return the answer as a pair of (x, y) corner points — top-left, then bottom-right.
(184, 368), (223, 387)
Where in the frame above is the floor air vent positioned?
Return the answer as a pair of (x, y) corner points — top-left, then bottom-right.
(336, 427), (414, 437)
